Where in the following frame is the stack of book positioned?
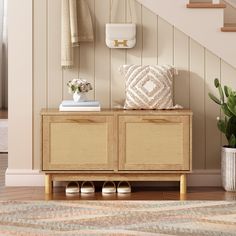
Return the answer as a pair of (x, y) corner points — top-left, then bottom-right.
(59, 100), (101, 111)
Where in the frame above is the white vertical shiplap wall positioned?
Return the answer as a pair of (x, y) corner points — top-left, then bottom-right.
(190, 40), (205, 169)
(33, 0), (236, 170)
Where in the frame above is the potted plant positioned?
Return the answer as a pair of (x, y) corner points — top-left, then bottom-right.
(67, 79), (92, 102)
(209, 78), (236, 191)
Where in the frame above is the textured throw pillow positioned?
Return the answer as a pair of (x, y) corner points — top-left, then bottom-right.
(120, 65), (178, 110)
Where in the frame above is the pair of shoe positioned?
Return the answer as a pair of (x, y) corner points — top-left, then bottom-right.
(102, 181), (131, 194)
(65, 181), (131, 195)
(65, 181), (95, 195)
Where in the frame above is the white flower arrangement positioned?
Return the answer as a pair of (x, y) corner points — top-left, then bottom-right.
(67, 79), (93, 94)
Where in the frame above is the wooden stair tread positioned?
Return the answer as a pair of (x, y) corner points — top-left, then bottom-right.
(221, 24), (236, 32)
(187, 3), (226, 8)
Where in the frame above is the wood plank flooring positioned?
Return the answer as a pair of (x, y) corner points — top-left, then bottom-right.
(0, 186), (236, 201)
(0, 110), (8, 119)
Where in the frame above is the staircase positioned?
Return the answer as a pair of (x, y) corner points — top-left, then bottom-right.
(221, 23), (236, 31)
(187, 1), (236, 32)
(137, 0), (236, 68)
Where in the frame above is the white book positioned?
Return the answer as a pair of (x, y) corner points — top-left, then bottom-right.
(59, 104), (101, 112)
(61, 100), (100, 107)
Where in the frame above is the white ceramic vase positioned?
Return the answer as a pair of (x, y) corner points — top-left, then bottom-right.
(222, 147), (236, 192)
(73, 92), (87, 102)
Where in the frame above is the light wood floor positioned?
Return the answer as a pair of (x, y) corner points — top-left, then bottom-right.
(0, 186), (236, 201)
(0, 110), (7, 119)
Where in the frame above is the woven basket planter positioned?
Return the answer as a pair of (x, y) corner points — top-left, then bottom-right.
(222, 147), (236, 192)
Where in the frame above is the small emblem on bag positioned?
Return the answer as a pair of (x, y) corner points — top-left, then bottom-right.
(114, 40), (128, 47)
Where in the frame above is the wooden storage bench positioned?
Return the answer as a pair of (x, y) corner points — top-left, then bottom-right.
(41, 109), (192, 195)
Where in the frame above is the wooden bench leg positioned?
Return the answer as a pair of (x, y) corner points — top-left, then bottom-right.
(180, 174), (187, 195)
(45, 174), (53, 194)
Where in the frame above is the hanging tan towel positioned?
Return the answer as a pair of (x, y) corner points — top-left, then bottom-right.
(61, 0), (73, 68)
(61, 0), (94, 68)
(76, 0), (94, 43)
(69, 0), (79, 47)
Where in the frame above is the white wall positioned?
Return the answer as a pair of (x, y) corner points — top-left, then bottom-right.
(8, 0), (236, 186)
(8, 0), (32, 170)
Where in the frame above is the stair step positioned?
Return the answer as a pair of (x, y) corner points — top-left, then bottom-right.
(221, 24), (236, 32)
(186, 3), (226, 8)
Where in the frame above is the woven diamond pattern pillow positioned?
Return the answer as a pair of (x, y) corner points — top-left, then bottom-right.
(120, 65), (177, 110)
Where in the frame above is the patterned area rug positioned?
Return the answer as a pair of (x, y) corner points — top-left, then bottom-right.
(0, 201), (236, 236)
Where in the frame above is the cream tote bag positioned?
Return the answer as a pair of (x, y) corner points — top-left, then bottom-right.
(106, 0), (136, 49)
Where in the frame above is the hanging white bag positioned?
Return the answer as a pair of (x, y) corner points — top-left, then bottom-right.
(106, 23), (136, 49)
(105, 0), (136, 49)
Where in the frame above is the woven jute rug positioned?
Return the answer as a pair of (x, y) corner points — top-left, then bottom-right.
(0, 200), (236, 236)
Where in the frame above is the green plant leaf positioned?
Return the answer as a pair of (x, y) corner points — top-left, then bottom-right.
(225, 116), (228, 125)
(212, 78), (224, 103)
(217, 119), (226, 134)
(208, 93), (221, 105)
(214, 78), (220, 88)
(229, 134), (236, 148)
(226, 116), (236, 141)
(224, 86), (232, 98)
(227, 95), (236, 116)
(218, 83), (224, 103)
(221, 103), (233, 117)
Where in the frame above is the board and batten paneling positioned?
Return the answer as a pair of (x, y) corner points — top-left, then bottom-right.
(157, 17), (173, 65)
(205, 50), (221, 169)
(174, 29), (190, 108)
(110, 0), (126, 108)
(126, 0), (142, 65)
(142, 6), (157, 65)
(189, 40), (205, 169)
(79, 0), (95, 101)
(47, 0), (63, 108)
(33, 0), (236, 170)
(94, 0), (110, 108)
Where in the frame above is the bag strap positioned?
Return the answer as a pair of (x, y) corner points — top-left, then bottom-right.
(110, 0), (133, 23)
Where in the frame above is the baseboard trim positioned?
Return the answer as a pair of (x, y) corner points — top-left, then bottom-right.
(187, 169), (221, 187)
(5, 169), (44, 186)
(5, 169), (222, 187)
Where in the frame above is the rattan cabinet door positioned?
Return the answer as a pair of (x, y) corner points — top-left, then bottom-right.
(43, 115), (114, 171)
(119, 115), (190, 171)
